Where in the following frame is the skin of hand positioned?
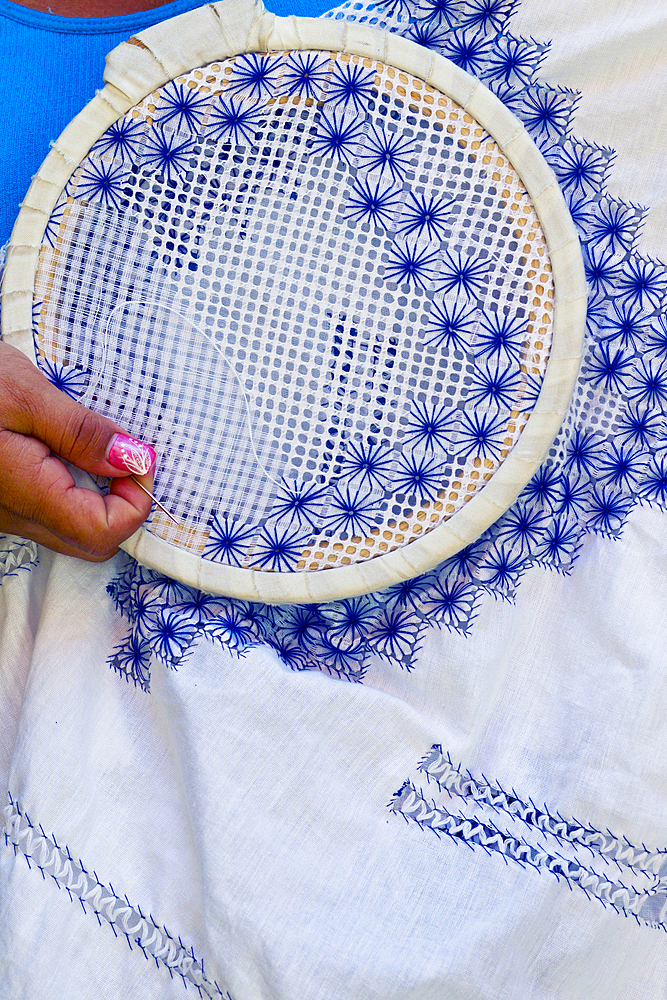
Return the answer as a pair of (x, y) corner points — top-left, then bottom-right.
(0, 340), (155, 561)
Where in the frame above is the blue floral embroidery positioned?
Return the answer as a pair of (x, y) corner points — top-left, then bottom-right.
(103, 0), (667, 690)
(344, 175), (403, 228)
(282, 52), (331, 99)
(206, 97), (264, 146)
(91, 116), (145, 162)
(155, 81), (210, 133)
(310, 110), (365, 164)
(36, 357), (89, 399)
(227, 53), (282, 100)
(76, 160), (128, 211)
(141, 128), (195, 183)
(325, 61), (377, 113)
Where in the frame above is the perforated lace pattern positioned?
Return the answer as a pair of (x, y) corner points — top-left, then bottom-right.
(34, 51), (553, 574)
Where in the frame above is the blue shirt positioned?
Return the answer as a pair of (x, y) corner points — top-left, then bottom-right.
(0, 0), (326, 243)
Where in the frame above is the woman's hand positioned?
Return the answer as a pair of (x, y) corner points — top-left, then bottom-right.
(0, 340), (156, 561)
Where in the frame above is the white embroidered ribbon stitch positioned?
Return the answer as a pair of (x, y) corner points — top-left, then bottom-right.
(389, 748), (667, 929)
(2, 798), (232, 998)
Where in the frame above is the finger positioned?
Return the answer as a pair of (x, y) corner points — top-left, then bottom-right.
(0, 342), (156, 478)
(0, 429), (154, 557)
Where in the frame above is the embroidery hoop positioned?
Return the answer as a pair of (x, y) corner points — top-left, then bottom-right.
(0, 0), (586, 604)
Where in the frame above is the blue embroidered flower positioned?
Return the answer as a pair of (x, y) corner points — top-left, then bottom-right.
(459, 0), (518, 34)
(93, 116), (145, 162)
(583, 245), (623, 296)
(396, 191), (456, 241)
(206, 97), (264, 146)
(554, 142), (611, 197)
(37, 357), (89, 399)
(596, 442), (647, 492)
(270, 637), (309, 670)
(129, 589), (163, 639)
(425, 297), (478, 353)
(402, 400), (457, 451)
(478, 543), (526, 597)
(518, 86), (574, 142)
(520, 463), (560, 507)
(421, 575), (479, 632)
(496, 503), (546, 552)
(250, 526), (307, 571)
(588, 199), (642, 255)
(406, 20), (448, 50)
(148, 608), (198, 666)
(483, 34), (545, 87)
(474, 310), (526, 364)
(282, 52), (330, 99)
(437, 251), (490, 299)
(369, 607), (424, 663)
(204, 606), (256, 651)
(310, 110), (365, 164)
(155, 81), (210, 133)
(203, 515), (255, 565)
(76, 160), (128, 210)
(325, 484), (381, 537)
(586, 485), (634, 536)
(325, 61), (376, 114)
(443, 538), (486, 577)
(383, 240), (440, 289)
(227, 53), (282, 100)
(466, 362), (522, 410)
(535, 516), (582, 568)
(614, 404), (663, 449)
(317, 635), (367, 677)
(414, 0), (463, 26)
(456, 410), (507, 462)
(340, 439), (394, 489)
(141, 128), (194, 183)
(553, 475), (590, 519)
(441, 29), (493, 75)
(175, 590), (226, 625)
(356, 126), (415, 183)
(568, 192), (597, 234)
(278, 605), (328, 647)
(564, 428), (603, 477)
(270, 480), (328, 530)
(600, 301), (648, 352)
(385, 574), (432, 612)
(645, 316), (667, 359)
(344, 176), (402, 229)
(584, 341), (634, 394)
(640, 455), (667, 507)
(628, 359), (667, 409)
(111, 633), (152, 690)
(327, 597), (378, 645)
(392, 453), (447, 500)
(615, 256), (667, 312)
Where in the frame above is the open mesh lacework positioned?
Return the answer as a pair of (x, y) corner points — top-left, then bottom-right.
(32, 0), (667, 686)
(35, 51), (553, 572)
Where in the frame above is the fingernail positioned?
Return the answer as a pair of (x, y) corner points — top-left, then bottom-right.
(107, 433), (157, 475)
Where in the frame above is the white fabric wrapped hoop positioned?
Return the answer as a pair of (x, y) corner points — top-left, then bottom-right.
(0, 0), (586, 604)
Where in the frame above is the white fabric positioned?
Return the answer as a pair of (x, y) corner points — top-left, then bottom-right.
(3, 1), (667, 998)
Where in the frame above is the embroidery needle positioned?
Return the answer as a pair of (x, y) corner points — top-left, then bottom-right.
(130, 476), (181, 526)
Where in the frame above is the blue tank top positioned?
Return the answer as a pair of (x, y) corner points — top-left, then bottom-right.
(0, 0), (325, 242)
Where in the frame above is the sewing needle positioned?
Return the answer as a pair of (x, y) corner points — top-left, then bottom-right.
(130, 476), (181, 526)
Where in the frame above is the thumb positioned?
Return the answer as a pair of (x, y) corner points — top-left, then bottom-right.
(0, 342), (156, 477)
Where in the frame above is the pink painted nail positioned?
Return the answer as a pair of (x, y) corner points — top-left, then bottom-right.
(107, 433), (157, 476)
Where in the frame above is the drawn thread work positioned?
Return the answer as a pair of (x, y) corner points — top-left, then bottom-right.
(389, 746), (667, 929)
(2, 796), (232, 997)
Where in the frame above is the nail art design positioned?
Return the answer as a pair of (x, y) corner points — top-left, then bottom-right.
(107, 433), (157, 476)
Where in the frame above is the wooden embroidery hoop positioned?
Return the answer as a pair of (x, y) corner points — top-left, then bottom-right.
(1, 0), (586, 604)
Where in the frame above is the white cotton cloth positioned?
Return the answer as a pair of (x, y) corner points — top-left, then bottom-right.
(4, 1), (667, 998)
